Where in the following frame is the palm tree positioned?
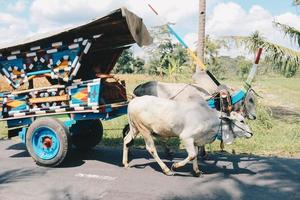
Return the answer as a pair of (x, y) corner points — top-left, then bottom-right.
(197, 0), (206, 73)
(294, 0), (300, 5)
(227, 1), (300, 77)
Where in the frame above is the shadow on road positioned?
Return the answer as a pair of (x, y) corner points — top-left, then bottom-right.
(0, 168), (48, 186)
(159, 152), (300, 200)
(2, 139), (300, 200)
(6, 141), (30, 158)
(60, 146), (300, 200)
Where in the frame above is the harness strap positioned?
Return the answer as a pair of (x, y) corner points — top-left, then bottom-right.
(169, 84), (191, 100)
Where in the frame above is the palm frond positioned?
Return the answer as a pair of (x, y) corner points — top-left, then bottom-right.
(262, 40), (300, 76)
(274, 22), (300, 47)
(294, 0), (300, 6)
(225, 31), (300, 77)
(224, 31), (265, 54)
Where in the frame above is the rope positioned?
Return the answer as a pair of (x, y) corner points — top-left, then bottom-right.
(231, 121), (253, 135)
(169, 84), (191, 100)
(104, 128), (124, 131)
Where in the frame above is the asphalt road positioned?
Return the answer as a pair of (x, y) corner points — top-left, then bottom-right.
(0, 139), (299, 200)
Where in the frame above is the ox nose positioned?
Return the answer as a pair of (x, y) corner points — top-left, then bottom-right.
(252, 116), (257, 120)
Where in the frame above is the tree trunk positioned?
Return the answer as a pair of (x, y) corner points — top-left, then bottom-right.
(197, 0), (206, 73)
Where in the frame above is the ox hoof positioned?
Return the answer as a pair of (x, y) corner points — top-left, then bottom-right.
(171, 163), (179, 171)
(192, 170), (203, 177)
(123, 163), (130, 168)
(164, 169), (174, 176)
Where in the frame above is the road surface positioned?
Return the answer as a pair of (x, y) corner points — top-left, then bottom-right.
(0, 139), (299, 200)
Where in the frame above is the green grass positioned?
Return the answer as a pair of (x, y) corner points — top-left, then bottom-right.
(256, 78), (300, 110)
(0, 122), (7, 139)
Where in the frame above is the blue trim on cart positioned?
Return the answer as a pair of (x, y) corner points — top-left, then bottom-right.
(18, 127), (27, 143)
(207, 90), (246, 109)
(7, 118), (33, 128)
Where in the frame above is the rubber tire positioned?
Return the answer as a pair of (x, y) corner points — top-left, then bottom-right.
(70, 120), (103, 150)
(26, 117), (71, 167)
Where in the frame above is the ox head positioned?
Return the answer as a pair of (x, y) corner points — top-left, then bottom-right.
(221, 111), (253, 145)
(243, 89), (257, 120)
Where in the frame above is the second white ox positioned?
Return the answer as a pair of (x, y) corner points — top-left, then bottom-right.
(123, 95), (253, 176)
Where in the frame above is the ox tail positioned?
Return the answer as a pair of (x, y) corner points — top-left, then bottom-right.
(128, 93), (137, 100)
(124, 110), (139, 147)
(128, 112), (139, 138)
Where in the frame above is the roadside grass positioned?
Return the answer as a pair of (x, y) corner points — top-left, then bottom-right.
(256, 78), (300, 110)
(0, 122), (7, 139)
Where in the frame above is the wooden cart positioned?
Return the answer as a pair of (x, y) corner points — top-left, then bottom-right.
(0, 8), (152, 166)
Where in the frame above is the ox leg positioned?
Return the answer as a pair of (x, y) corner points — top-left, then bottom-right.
(220, 141), (225, 151)
(172, 138), (197, 172)
(144, 135), (173, 176)
(192, 146), (202, 177)
(199, 145), (208, 159)
(123, 132), (134, 168)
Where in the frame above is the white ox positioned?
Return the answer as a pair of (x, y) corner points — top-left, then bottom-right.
(123, 96), (252, 176)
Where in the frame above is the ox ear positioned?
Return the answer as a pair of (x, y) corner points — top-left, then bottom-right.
(249, 88), (263, 99)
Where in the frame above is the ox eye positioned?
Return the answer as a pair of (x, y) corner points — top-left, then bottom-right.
(241, 120), (245, 123)
(249, 99), (254, 103)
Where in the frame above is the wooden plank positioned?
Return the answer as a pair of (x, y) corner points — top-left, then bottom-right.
(12, 85), (65, 95)
(0, 101), (128, 121)
(29, 95), (69, 104)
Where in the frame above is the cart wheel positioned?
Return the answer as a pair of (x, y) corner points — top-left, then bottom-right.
(26, 117), (71, 167)
(70, 120), (103, 150)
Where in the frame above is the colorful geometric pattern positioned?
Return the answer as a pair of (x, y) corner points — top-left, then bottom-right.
(0, 38), (92, 89)
(73, 88), (88, 103)
(88, 82), (101, 106)
(0, 78), (128, 120)
(1, 86), (67, 118)
(5, 95), (29, 113)
(69, 79), (101, 107)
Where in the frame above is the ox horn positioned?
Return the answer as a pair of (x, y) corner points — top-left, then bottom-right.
(244, 48), (263, 91)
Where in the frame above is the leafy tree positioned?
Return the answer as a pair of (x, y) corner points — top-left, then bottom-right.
(226, 1), (300, 77)
(228, 30), (300, 77)
(113, 49), (145, 74)
(132, 58), (145, 74)
(114, 49), (134, 74)
(146, 25), (189, 76)
(204, 35), (228, 79)
(236, 56), (252, 79)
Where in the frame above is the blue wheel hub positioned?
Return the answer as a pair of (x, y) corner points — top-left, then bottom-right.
(31, 127), (60, 160)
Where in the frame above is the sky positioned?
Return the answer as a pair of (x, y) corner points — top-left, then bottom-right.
(0, 0), (299, 57)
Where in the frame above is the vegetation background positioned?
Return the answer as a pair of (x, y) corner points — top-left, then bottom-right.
(1, 1), (299, 158)
(109, 16), (300, 157)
